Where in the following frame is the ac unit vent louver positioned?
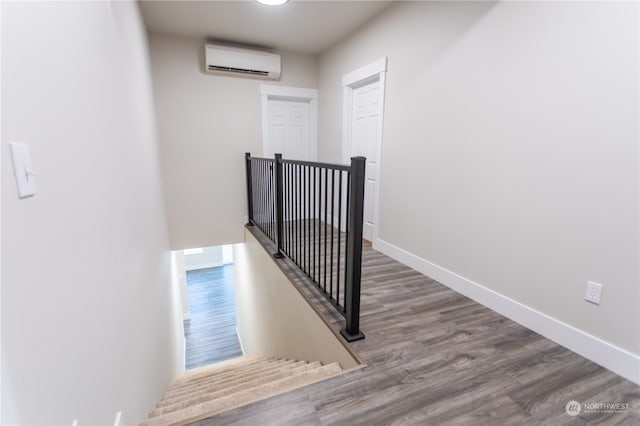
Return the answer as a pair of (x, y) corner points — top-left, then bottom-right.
(207, 65), (269, 77)
(205, 43), (281, 80)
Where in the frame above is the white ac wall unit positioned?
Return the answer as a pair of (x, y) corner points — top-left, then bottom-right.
(204, 43), (281, 80)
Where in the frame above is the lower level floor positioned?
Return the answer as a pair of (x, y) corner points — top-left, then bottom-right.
(184, 264), (242, 370)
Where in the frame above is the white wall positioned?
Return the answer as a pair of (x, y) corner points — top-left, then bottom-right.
(1, 2), (184, 424)
(319, 1), (639, 377)
(184, 246), (223, 271)
(172, 251), (190, 321)
(149, 33), (318, 250)
(234, 229), (360, 370)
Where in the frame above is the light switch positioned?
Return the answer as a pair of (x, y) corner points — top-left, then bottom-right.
(10, 142), (36, 198)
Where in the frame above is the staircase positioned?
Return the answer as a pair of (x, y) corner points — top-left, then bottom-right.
(142, 356), (343, 426)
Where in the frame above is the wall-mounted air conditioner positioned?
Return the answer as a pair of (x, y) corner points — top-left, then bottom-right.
(204, 43), (281, 80)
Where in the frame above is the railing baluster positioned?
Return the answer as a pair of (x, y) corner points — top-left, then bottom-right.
(258, 161), (263, 230)
(273, 153), (284, 258)
(305, 166), (311, 275)
(312, 166), (316, 283)
(290, 163), (294, 262)
(294, 163), (298, 265)
(317, 167), (322, 291)
(336, 171), (343, 307)
(344, 171), (351, 307)
(262, 161), (266, 233)
(323, 168), (328, 293)
(287, 163), (292, 256)
(272, 162), (276, 239)
(264, 163), (267, 231)
(256, 161), (261, 228)
(263, 161), (267, 235)
(258, 162), (262, 227)
(303, 165), (307, 272)
(270, 161), (275, 240)
(266, 161), (270, 237)
(284, 163), (288, 254)
(298, 163), (302, 268)
(330, 169), (335, 301)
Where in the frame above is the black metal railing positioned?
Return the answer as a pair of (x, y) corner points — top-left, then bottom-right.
(245, 152), (366, 342)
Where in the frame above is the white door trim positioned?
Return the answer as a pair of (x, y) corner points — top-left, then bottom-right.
(260, 84), (318, 161)
(342, 57), (387, 87)
(342, 57), (388, 247)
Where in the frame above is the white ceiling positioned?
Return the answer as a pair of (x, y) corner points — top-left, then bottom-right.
(139, 0), (393, 55)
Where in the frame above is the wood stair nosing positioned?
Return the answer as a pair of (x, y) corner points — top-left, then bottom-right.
(152, 361), (323, 415)
(143, 363), (343, 426)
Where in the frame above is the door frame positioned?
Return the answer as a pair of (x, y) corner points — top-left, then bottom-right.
(260, 84), (318, 161)
(342, 57), (388, 247)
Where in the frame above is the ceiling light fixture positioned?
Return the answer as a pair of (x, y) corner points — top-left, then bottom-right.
(256, 0), (289, 6)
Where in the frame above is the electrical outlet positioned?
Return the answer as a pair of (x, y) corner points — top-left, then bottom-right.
(585, 281), (603, 305)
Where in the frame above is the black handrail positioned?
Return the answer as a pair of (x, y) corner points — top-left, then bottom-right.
(245, 152), (366, 342)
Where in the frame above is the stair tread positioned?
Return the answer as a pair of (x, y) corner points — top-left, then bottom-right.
(173, 356), (270, 385)
(143, 363), (342, 426)
(152, 361), (323, 415)
(167, 358), (298, 395)
(161, 359), (309, 404)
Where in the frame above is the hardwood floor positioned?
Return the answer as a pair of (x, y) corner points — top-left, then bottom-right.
(191, 228), (640, 425)
(184, 264), (243, 370)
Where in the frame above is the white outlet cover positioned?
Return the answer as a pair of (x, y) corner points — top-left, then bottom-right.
(585, 281), (603, 305)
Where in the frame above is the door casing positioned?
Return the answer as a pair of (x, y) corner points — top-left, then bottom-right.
(342, 57), (388, 247)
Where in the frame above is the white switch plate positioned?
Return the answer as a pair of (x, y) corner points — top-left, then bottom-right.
(9, 142), (36, 198)
(585, 281), (603, 305)
(113, 411), (122, 426)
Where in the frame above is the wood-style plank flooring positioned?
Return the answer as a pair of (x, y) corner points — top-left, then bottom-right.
(184, 264), (242, 370)
(192, 228), (640, 425)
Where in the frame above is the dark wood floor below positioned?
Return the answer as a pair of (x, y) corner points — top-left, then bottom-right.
(192, 229), (640, 425)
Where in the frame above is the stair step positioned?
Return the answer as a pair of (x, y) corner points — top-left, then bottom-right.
(165, 358), (296, 396)
(151, 361), (323, 416)
(173, 356), (269, 386)
(157, 359), (310, 408)
(143, 362), (342, 426)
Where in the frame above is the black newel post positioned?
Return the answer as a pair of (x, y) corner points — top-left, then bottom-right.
(245, 152), (254, 226)
(273, 153), (285, 258)
(341, 156), (366, 342)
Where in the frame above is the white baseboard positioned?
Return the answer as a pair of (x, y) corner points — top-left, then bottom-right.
(236, 326), (246, 356)
(374, 238), (640, 385)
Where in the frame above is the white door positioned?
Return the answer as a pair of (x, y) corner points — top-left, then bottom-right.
(349, 79), (381, 241)
(266, 99), (310, 160)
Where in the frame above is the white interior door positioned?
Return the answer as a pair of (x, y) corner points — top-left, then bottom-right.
(349, 79), (381, 241)
(261, 86), (318, 224)
(266, 99), (310, 161)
